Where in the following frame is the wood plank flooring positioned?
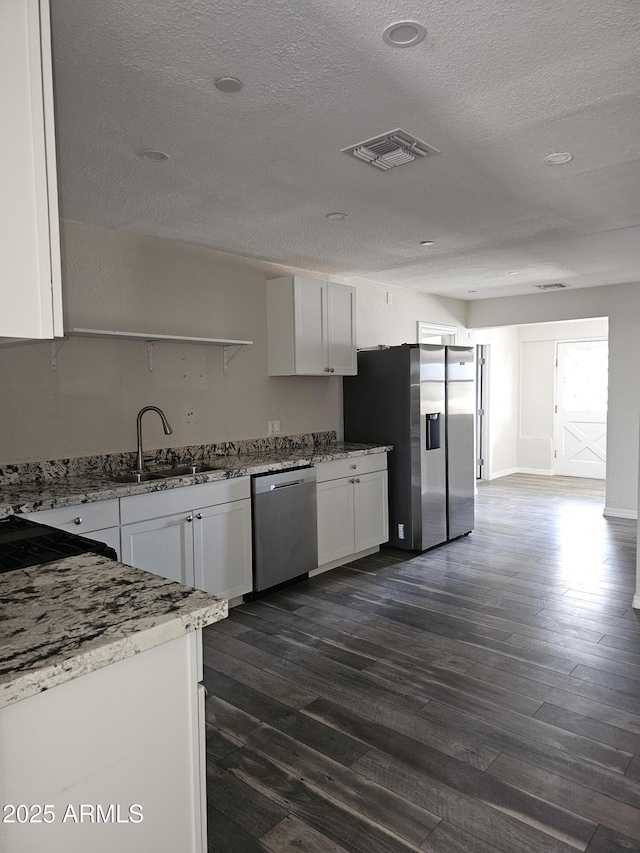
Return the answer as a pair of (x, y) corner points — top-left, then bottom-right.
(203, 473), (640, 853)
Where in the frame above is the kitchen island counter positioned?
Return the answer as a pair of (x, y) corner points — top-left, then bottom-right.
(0, 552), (223, 851)
(0, 552), (226, 709)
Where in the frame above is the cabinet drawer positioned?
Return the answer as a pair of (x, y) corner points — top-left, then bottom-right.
(120, 477), (250, 524)
(22, 499), (119, 533)
(315, 453), (387, 483)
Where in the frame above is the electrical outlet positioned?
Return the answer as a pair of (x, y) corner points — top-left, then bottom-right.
(398, 523), (405, 540)
(268, 420), (281, 435)
(386, 291), (393, 305)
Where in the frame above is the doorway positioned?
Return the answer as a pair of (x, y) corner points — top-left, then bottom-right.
(476, 344), (488, 479)
(554, 339), (608, 479)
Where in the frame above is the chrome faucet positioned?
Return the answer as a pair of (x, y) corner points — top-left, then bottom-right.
(135, 406), (173, 471)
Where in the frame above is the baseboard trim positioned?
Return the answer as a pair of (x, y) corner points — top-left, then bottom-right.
(603, 506), (638, 520)
(309, 546), (380, 577)
(517, 468), (555, 476)
(488, 468), (518, 480)
(633, 594), (640, 611)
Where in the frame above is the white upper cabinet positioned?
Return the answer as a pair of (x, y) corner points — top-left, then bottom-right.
(0, 0), (63, 340)
(267, 276), (356, 375)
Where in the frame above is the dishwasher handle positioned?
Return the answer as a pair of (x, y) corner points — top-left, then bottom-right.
(271, 479), (305, 490)
(252, 466), (316, 495)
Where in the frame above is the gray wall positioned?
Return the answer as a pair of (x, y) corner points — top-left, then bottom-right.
(0, 222), (467, 463)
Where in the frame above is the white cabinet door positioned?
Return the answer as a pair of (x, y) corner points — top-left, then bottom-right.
(87, 526), (121, 560)
(193, 499), (252, 600)
(354, 470), (389, 552)
(267, 275), (357, 376)
(328, 282), (357, 375)
(121, 513), (194, 586)
(316, 478), (355, 565)
(0, 0), (62, 340)
(0, 632), (206, 852)
(293, 276), (328, 374)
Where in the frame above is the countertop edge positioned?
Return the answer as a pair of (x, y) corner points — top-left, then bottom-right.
(0, 598), (227, 711)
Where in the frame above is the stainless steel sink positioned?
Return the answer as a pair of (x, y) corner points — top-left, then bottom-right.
(110, 471), (166, 483)
(153, 464), (208, 477)
(109, 462), (228, 483)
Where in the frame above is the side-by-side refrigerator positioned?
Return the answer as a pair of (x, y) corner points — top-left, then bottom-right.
(343, 344), (474, 552)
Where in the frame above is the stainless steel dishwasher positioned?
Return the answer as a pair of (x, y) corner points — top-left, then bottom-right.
(251, 467), (318, 593)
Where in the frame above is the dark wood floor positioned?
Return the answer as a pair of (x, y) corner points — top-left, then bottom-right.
(202, 474), (640, 853)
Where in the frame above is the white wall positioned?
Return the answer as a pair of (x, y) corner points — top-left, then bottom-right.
(518, 318), (608, 474)
(0, 222), (468, 463)
(473, 327), (519, 479)
(344, 276), (467, 348)
(468, 284), (640, 515)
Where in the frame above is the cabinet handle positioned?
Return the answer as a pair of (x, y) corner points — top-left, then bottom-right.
(350, 464), (357, 469)
(73, 517), (83, 525)
(186, 515), (193, 522)
(324, 367), (331, 372)
(330, 368), (335, 373)
(355, 478), (360, 483)
(196, 513), (203, 520)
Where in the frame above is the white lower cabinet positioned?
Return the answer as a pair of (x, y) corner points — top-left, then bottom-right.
(0, 631), (207, 853)
(316, 477), (355, 565)
(316, 454), (389, 569)
(23, 499), (121, 560)
(193, 500), (252, 600)
(121, 512), (194, 586)
(120, 479), (252, 600)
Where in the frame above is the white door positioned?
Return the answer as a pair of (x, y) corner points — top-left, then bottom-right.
(353, 470), (389, 552)
(121, 513), (195, 586)
(293, 276), (327, 374)
(316, 478), (354, 565)
(327, 282), (357, 375)
(0, 0), (62, 339)
(554, 340), (608, 479)
(193, 499), (252, 600)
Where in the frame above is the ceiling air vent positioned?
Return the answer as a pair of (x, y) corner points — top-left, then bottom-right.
(534, 283), (569, 290)
(342, 129), (439, 171)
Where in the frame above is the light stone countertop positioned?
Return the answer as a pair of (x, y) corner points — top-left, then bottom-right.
(0, 442), (392, 517)
(0, 553), (227, 710)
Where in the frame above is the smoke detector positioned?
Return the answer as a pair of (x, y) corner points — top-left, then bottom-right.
(342, 129), (439, 172)
(534, 283), (569, 290)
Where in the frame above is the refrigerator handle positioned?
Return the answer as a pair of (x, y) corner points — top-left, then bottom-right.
(426, 412), (441, 451)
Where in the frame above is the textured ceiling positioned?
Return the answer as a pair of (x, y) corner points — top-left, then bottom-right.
(50, 0), (640, 300)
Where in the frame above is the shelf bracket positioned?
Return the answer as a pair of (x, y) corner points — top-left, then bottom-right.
(147, 341), (155, 372)
(223, 344), (243, 374)
(50, 338), (66, 369)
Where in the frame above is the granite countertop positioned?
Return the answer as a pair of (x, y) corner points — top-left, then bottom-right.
(0, 442), (392, 517)
(0, 553), (227, 710)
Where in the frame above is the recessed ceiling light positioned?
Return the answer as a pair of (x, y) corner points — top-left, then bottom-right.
(140, 149), (169, 162)
(507, 271), (522, 276)
(382, 21), (426, 48)
(326, 212), (348, 220)
(543, 152), (573, 165)
(215, 76), (243, 93)
(420, 240), (434, 246)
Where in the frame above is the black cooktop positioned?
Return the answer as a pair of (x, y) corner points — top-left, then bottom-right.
(0, 515), (118, 574)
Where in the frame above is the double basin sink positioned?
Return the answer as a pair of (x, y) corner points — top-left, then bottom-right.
(110, 462), (229, 483)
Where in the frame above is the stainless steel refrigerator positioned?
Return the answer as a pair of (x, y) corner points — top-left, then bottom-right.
(343, 344), (475, 551)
